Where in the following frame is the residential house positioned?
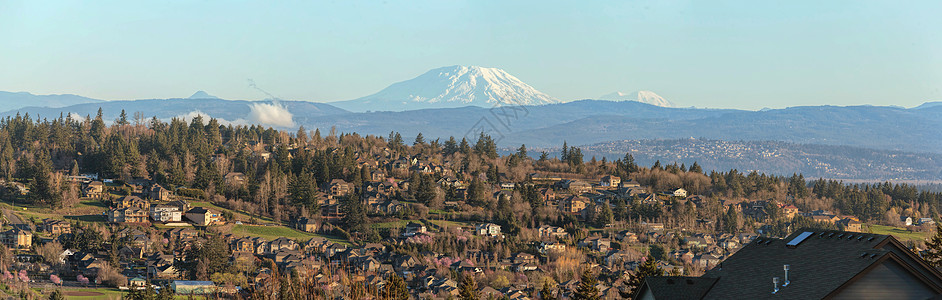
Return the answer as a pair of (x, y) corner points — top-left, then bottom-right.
(559, 195), (588, 215)
(600, 175), (621, 187)
(475, 223), (502, 238)
(185, 207), (222, 226)
(672, 188), (688, 198)
(295, 217), (317, 232)
(150, 205), (182, 222)
(147, 184), (171, 201)
(560, 179), (593, 194)
(42, 219), (71, 236)
(231, 237), (255, 253)
(328, 179), (352, 198)
(403, 222), (427, 237)
(108, 207), (150, 224)
(0, 229), (31, 250)
(539, 242), (566, 254)
(579, 237), (612, 252)
(116, 196), (150, 210)
(538, 225), (568, 239)
(634, 230), (942, 299)
(838, 218), (863, 232)
(781, 204), (800, 219)
(224, 172), (246, 186)
(269, 237), (300, 253)
(166, 228), (198, 242)
(84, 181), (104, 199)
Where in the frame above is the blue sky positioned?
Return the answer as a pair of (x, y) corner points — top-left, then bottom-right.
(1, 0), (940, 109)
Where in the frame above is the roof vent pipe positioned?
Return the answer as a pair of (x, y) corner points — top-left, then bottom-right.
(773, 277), (780, 294)
(783, 264), (790, 287)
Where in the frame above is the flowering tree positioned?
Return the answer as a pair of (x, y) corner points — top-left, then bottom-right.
(2, 270), (11, 281)
(50, 274), (61, 286)
(77, 274), (89, 286)
(18, 270), (28, 283)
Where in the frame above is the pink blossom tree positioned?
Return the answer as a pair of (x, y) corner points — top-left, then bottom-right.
(18, 270), (28, 283)
(50, 274), (61, 286)
(77, 274), (89, 286)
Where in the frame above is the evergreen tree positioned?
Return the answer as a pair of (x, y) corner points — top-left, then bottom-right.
(414, 133), (425, 146)
(923, 223), (942, 268)
(596, 202), (614, 228)
(517, 144), (528, 158)
(724, 206), (740, 233)
(116, 109), (129, 125)
(290, 172), (320, 212)
(572, 269), (600, 300)
(459, 138), (471, 154)
(342, 194), (368, 233)
(626, 254), (664, 294)
(689, 161), (703, 174)
(459, 275), (479, 300)
(443, 136), (459, 155)
(384, 274), (410, 300)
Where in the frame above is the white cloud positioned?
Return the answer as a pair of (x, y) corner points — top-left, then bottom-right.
(67, 112), (86, 122)
(248, 102), (295, 127)
(172, 101), (296, 128)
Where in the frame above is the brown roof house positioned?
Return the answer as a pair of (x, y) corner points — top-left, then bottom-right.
(634, 230), (942, 299)
(42, 219), (72, 236)
(108, 207), (150, 224)
(185, 207), (222, 226)
(0, 229), (31, 250)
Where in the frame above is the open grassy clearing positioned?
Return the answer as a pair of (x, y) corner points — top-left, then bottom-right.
(227, 224), (349, 245)
(869, 224), (928, 243)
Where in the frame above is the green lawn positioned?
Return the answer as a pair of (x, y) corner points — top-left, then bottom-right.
(53, 287), (126, 300)
(869, 224), (929, 242)
(427, 219), (471, 229)
(372, 220), (410, 229)
(189, 201), (276, 223)
(230, 224), (348, 244)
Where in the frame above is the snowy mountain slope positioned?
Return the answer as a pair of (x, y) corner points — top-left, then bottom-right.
(599, 91), (675, 107)
(331, 65), (559, 111)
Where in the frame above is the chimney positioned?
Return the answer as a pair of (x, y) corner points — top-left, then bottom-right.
(772, 277), (780, 294)
(783, 264), (791, 287)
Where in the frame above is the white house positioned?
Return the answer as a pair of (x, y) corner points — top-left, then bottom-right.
(475, 223), (502, 237)
(151, 205), (182, 222)
(673, 188), (688, 198)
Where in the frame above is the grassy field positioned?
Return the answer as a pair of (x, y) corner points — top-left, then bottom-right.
(869, 224), (929, 242)
(229, 224), (348, 244)
(372, 220), (410, 229)
(188, 201), (276, 223)
(52, 287), (126, 300)
(426, 219), (471, 229)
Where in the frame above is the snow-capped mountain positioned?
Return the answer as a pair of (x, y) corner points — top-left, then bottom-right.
(599, 91), (675, 107)
(331, 65), (559, 111)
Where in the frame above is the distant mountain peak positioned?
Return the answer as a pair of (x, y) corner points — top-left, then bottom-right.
(188, 91), (219, 99)
(599, 90), (675, 107)
(331, 65), (559, 111)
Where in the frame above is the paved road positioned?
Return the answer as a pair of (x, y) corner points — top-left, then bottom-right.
(2, 209), (33, 232)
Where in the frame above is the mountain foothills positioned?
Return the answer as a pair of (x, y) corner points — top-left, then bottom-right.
(1, 113), (942, 299)
(1, 65), (940, 181)
(0, 91), (102, 112)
